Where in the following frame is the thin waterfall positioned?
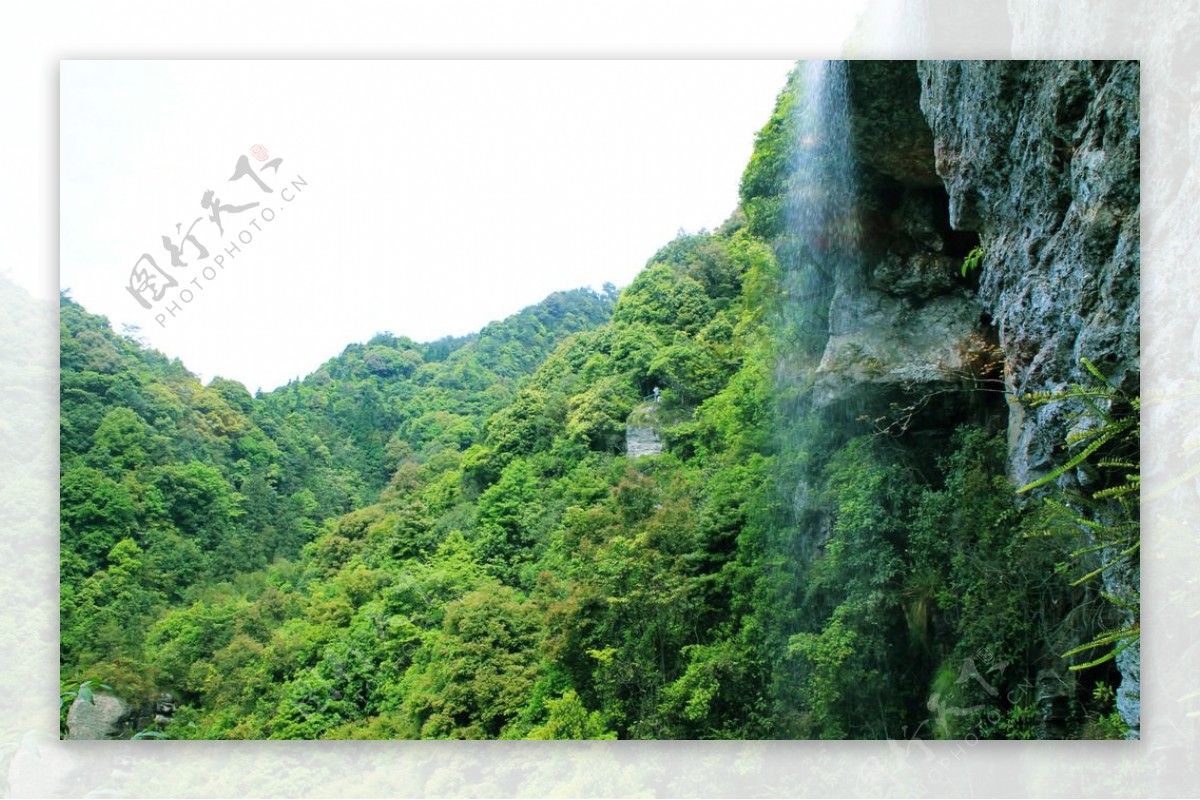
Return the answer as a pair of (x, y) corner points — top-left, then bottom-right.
(775, 60), (862, 376)
(766, 60), (867, 729)
(788, 60), (862, 284)
(773, 60), (865, 456)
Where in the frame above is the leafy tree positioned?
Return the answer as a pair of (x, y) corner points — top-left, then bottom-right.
(526, 689), (615, 739)
(612, 264), (714, 335)
(473, 458), (546, 585)
(396, 585), (543, 738)
(739, 69), (801, 240)
(565, 375), (639, 453)
(60, 466), (137, 577)
(647, 332), (728, 407)
(86, 407), (157, 475)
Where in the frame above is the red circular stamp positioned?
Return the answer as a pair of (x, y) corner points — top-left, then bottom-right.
(251, 144), (269, 162)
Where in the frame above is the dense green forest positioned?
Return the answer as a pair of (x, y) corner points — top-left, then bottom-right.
(60, 64), (1137, 740)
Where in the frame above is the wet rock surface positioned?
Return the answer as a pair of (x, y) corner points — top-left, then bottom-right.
(813, 61), (991, 423)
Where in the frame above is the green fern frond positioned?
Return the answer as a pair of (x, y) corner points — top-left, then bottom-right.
(1069, 541), (1140, 586)
(1080, 357), (1114, 387)
(1019, 388), (1120, 408)
(1016, 357), (1140, 676)
(1093, 481), (1140, 501)
(1099, 591), (1140, 611)
(1017, 423), (1129, 494)
(1063, 624), (1139, 671)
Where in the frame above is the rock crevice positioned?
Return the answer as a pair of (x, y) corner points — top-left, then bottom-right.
(916, 59), (1141, 736)
(811, 60), (1140, 737)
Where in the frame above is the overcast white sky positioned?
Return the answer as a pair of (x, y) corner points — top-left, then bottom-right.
(60, 60), (814, 392)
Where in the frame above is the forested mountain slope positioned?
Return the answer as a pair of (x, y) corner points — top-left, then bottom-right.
(60, 60), (1139, 741)
(59, 287), (615, 707)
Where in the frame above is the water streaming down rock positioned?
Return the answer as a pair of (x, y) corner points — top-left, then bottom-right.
(787, 61), (863, 292)
(775, 61), (857, 383)
(771, 60), (867, 486)
(766, 60), (893, 730)
(766, 60), (1140, 738)
(777, 62), (986, 440)
(765, 60), (1008, 735)
(771, 60), (866, 574)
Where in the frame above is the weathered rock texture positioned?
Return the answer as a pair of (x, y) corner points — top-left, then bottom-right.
(810, 60), (1140, 737)
(626, 404), (664, 458)
(917, 61), (1140, 484)
(811, 61), (992, 429)
(66, 693), (131, 740)
(917, 60), (1140, 736)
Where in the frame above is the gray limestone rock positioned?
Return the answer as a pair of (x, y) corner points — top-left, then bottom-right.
(66, 692), (131, 740)
(625, 426), (664, 459)
(916, 59), (1140, 735)
(626, 403), (665, 459)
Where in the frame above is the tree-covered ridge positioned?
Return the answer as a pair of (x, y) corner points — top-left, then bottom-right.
(256, 286), (616, 496)
(60, 221), (788, 739)
(59, 286), (615, 702)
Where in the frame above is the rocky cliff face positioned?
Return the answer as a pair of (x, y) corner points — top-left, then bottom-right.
(917, 60), (1140, 736)
(917, 61), (1140, 483)
(823, 60), (1140, 735)
(811, 62), (992, 428)
(626, 403), (665, 458)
